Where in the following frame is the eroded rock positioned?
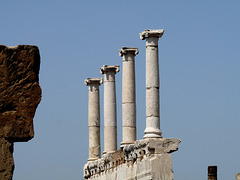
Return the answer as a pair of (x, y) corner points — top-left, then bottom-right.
(0, 139), (13, 180)
(0, 45), (41, 180)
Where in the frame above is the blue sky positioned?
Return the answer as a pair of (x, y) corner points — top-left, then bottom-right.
(1, 1), (240, 179)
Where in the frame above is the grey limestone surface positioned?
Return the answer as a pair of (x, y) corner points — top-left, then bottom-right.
(119, 47), (138, 146)
(100, 65), (120, 153)
(140, 29), (164, 139)
(85, 78), (103, 161)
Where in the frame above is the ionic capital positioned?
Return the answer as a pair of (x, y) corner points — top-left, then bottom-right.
(140, 29), (164, 40)
(85, 78), (103, 86)
(100, 65), (120, 74)
(119, 47), (139, 57)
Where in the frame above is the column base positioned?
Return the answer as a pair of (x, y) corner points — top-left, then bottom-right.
(102, 150), (116, 155)
(120, 141), (134, 148)
(143, 128), (162, 139)
(88, 157), (99, 162)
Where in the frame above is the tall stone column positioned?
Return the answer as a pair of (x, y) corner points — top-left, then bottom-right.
(100, 65), (120, 153)
(119, 47), (138, 146)
(85, 78), (103, 161)
(140, 29), (164, 138)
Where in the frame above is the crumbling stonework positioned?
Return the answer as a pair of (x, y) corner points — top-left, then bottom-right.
(84, 138), (180, 180)
(0, 45), (41, 180)
(0, 139), (14, 180)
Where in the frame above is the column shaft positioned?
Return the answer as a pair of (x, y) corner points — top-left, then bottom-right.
(100, 65), (120, 153)
(85, 78), (102, 161)
(140, 29), (164, 138)
(119, 47), (138, 146)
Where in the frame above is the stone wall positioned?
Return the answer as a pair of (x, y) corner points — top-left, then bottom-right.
(0, 45), (41, 180)
(84, 138), (180, 180)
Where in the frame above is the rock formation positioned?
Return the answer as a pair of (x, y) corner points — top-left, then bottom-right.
(0, 45), (41, 180)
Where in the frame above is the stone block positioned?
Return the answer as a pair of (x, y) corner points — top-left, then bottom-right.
(0, 138), (13, 180)
(122, 127), (136, 144)
(0, 45), (41, 141)
(84, 138), (180, 180)
(122, 103), (136, 126)
(146, 47), (159, 88)
(104, 82), (117, 126)
(0, 45), (41, 180)
(146, 87), (159, 117)
(104, 126), (117, 153)
(122, 60), (135, 103)
(88, 89), (100, 127)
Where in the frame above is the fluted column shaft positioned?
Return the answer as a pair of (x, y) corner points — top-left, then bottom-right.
(100, 65), (120, 153)
(140, 29), (164, 138)
(85, 78), (103, 161)
(119, 47), (138, 146)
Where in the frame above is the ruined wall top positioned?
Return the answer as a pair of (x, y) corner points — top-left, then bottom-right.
(83, 138), (180, 179)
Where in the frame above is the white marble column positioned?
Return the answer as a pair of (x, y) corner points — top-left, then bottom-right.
(85, 78), (103, 161)
(119, 47), (138, 146)
(100, 65), (120, 153)
(140, 29), (164, 138)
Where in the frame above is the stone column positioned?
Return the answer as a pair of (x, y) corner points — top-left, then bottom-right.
(85, 78), (103, 161)
(236, 173), (240, 180)
(208, 166), (217, 180)
(100, 65), (120, 153)
(140, 29), (164, 138)
(119, 47), (138, 146)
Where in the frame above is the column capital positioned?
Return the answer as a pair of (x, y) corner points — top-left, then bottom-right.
(140, 29), (164, 40)
(85, 78), (103, 86)
(119, 47), (139, 57)
(100, 65), (120, 74)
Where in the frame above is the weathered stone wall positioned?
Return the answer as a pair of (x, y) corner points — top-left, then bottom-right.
(0, 139), (14, 180)
(84, 138), (180, 180)
(0, 45), (41, 180)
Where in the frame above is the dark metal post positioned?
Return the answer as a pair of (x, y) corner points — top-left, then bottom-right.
(208, 166), (217, 180)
